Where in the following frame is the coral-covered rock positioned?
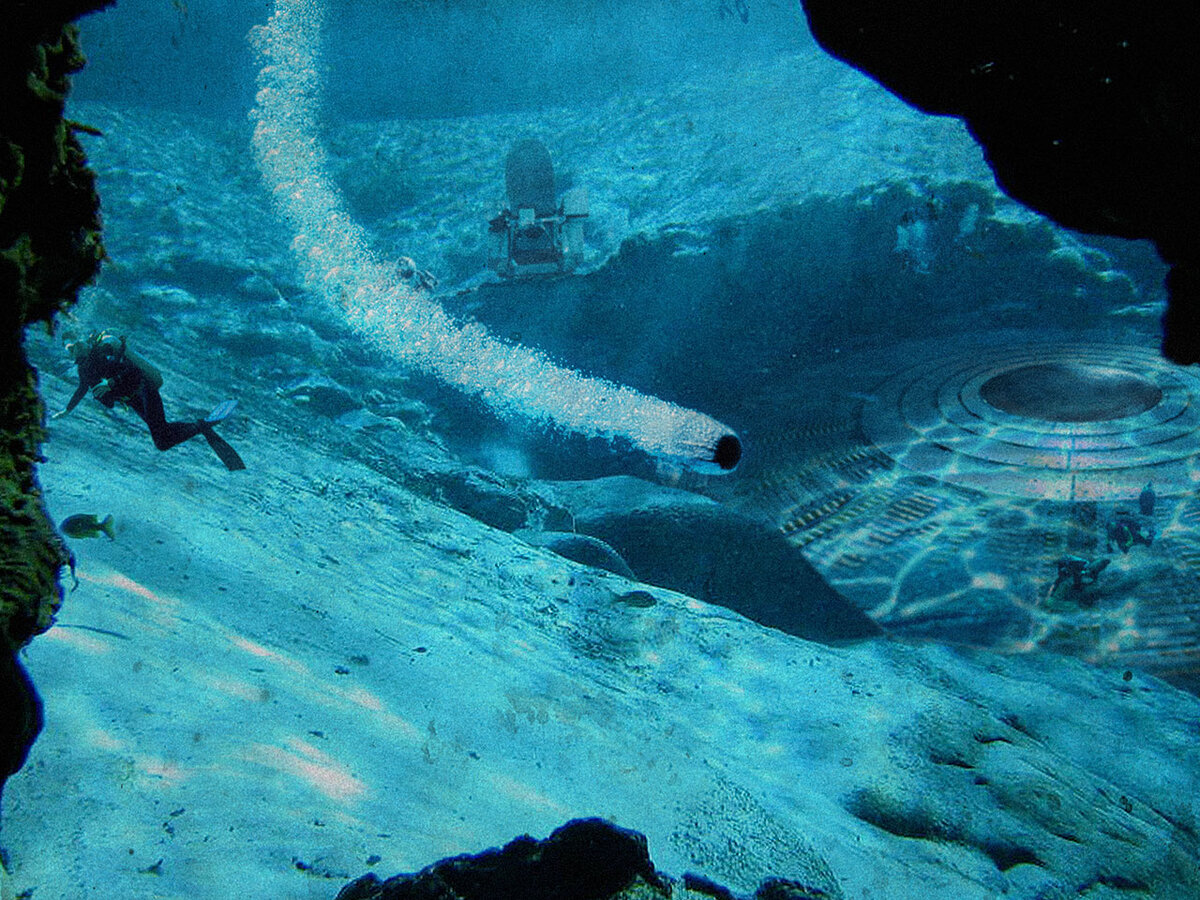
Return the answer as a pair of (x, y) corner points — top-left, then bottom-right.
(0, 0), (111, 806)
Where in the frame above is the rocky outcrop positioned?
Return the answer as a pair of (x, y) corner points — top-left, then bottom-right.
(0, 653), (41, 810)
(334, 819), (834, 900)
(0, 0), (111, 802)
(516, 529), (638, 580)
(800, 1), (1200, 363)
(534, 476), (879, 643)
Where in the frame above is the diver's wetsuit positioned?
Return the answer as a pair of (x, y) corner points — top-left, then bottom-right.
(63, 335), (245, 470)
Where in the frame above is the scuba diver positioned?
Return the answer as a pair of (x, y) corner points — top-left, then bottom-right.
(55, 331), (245, 471)
(1106, 508), (1154, 554)
(1047, 554), (1110, 607)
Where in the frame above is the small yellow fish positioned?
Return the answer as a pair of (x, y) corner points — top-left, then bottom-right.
(60, 513), (115, 541)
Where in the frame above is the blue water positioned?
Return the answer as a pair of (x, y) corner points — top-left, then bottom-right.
(74, 0), (810, 119)
(6, 2), (1198, 898)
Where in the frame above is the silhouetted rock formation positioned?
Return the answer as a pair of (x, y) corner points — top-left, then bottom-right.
(0, 654), (41, 808)
(334, 818), (835, 900)
(335, 818), (668, 900)
(0, 0), (110, 804)
(800, 1), (1200, 363)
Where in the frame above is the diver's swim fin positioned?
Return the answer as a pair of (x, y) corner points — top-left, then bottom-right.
(205, 399), (238, 424)
(201, 426), (246, 471)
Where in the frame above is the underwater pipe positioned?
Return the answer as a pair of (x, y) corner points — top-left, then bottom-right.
(249, 0), (741, 474)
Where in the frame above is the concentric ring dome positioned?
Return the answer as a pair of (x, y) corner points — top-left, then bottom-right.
(862, 344), (1200, 499)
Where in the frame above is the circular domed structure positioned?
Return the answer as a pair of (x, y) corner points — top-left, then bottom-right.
(739, 341), (1200, 697)
(862, 343), (1200, 500)
(979, 362), (1162, 422)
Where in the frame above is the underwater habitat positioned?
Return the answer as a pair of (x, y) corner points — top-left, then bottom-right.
(3, 0), (1200, 897)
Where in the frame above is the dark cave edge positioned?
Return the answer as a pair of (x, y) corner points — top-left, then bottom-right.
(333, 817), (833, 900)
(0, 0), (112, 810)
(799, 0), (1200, 364)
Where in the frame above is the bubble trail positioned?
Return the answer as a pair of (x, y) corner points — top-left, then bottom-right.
(249, 0), (741, 474)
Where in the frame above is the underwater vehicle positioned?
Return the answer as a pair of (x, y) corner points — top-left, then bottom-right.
(251, 24), (740, 477)
(488, 138), (589, 279)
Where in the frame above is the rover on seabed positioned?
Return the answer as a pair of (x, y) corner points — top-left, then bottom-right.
(488, 138), (588, 278)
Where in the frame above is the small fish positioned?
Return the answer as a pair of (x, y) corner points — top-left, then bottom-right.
(60, 513), (115, 540)
(1138, 482), (1156, 517)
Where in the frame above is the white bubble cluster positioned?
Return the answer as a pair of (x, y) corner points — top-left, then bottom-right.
(250, 0), (740, 472)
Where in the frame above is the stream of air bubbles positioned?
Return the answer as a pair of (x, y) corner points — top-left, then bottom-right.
(250, 0), (741, 473)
